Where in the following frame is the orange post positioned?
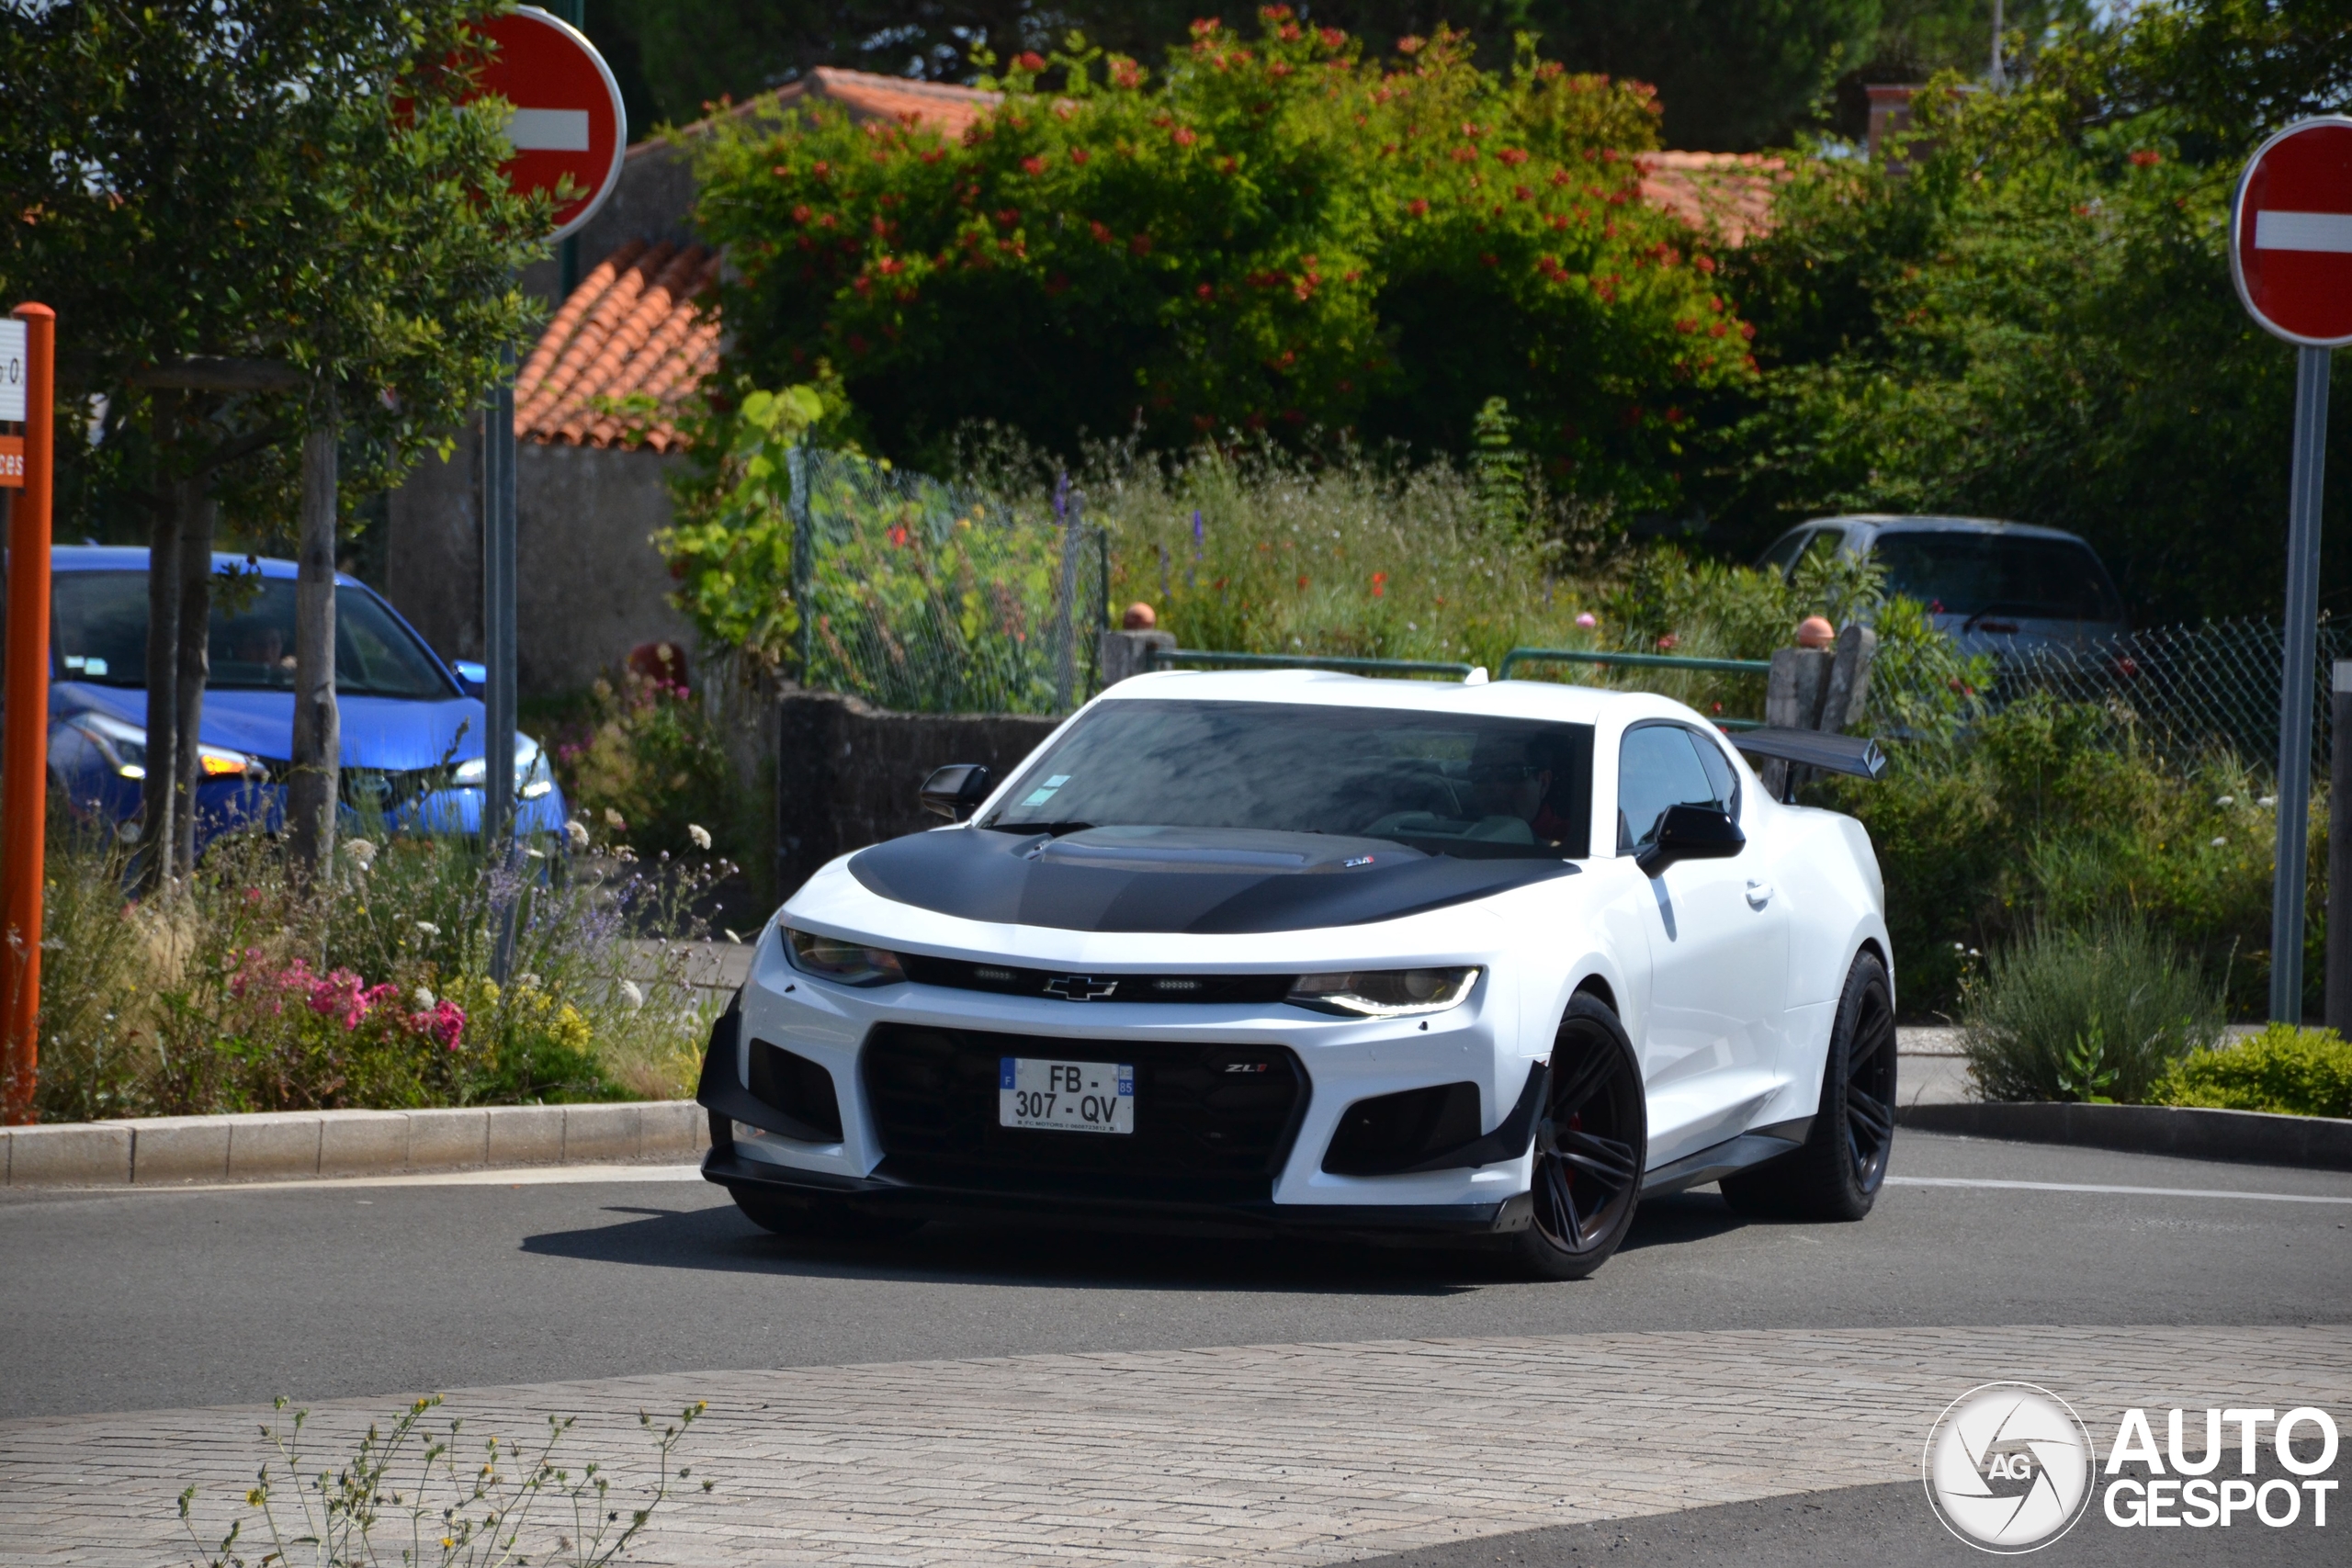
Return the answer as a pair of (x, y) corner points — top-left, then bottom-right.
(2, 303), (54, 1124)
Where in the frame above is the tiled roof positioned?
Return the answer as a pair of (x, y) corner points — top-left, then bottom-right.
(667, 66), (1001, 147)
(516, 240), (720, 452)
(1633, 152), (1788, 247)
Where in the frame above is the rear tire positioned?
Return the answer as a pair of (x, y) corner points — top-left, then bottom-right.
(1510, 992), (1647, 1280)
(730, 1188), (924, 1240)
(1720, 950), (1896, 1222)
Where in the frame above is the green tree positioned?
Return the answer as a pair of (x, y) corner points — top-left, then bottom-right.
(2, 2), (544, 878)
(693, 15), (1749, 506)
(1706, 0), (2352, 625)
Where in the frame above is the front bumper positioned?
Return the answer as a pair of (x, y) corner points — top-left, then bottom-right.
(696, 944), (1545, 1239)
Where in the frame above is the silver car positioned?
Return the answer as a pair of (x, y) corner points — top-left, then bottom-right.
(1758, 514), (2128, 656)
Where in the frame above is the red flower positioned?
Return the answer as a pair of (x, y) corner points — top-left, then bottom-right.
(791, 204), (811, 224)
(1014, 51), (1046, 72)
(1498, 148), (1529, 166)
(1657, 634), (1679, 650)
(1371, 570), (1387, 598)
(1069, 147), (1090, 165)
(811, 160), (831, 178)
(2129, 149), (2162, 167)
(1021, 155), (1047, 175)
(1406, 197), (1429, 217)
(1317, 27), (1345, 49)
(1297, 574), (1310, 590)
(1172, 126), (1198, 146)
(1196, 282), (1215, 299)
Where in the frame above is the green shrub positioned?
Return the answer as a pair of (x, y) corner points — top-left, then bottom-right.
(1960, 914), (2224, 1104)
(692, 17), (1748, 498)
(1816, 695), (2293, 1017)
(31, 816), (724, 1120)
(546, 666), (743, 862)
(2154, 1024), (2352, 1119)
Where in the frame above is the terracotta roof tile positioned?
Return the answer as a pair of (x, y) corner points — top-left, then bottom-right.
(518, 243), (720, 453)
(1633, 151), (1788, 247)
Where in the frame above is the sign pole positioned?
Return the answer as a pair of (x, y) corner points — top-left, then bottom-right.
(2, 303), (55, 1124)
(2270, 345), (2331, 1021)
(482, 349), (518, 852)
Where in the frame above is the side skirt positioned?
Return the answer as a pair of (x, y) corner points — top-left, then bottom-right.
(1637, 1117), (1813, 1198)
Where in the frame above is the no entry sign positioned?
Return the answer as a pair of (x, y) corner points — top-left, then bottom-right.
(2232, 115), (2352, 348)
(468, 6), (627, 243)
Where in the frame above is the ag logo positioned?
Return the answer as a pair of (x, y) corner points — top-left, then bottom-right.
(1924, 1382), (2096, 1552)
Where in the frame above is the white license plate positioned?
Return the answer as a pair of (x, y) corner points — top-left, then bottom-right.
(999, 1057), (1134, 1134)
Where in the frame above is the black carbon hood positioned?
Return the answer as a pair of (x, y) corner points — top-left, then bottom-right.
(845, 825), (1577, 934)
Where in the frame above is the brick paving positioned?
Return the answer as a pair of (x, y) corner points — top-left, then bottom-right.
(4, 1325), (2345, 1565)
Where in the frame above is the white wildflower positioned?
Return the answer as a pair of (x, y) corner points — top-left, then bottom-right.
(618, 979), (645, 1010)
(414, 921), (441, 937)
(686, 823), (712, 851)
(723, 928), (743, 945)
(604, 807), (627, 830)
(564, 818), (590, 850)
(2258, 795), (2278, 808)
(2215, 795), (2234, 807)
(412, 986), (436, 1010)
(343, 838), (379, 870)
(2211, 836), (2228, 848)
(518, 973), (542, 990)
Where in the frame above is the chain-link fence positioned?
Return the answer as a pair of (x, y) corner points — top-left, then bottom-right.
(1869, 616), (2348, 774)
(789, 447), (1108, 715)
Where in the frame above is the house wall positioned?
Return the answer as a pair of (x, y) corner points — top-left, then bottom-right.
(381, 428), (696, 698)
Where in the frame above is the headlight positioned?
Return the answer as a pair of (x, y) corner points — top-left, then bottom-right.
(1286, 966), (1480, 1019)
(454, 734), (553, 797)
(68, 711), (260, 782)
(785, 927), (906, 987)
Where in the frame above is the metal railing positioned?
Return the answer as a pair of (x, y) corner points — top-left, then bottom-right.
(1148, 649), (1479, 680)
(1496, 647), (1772, 680)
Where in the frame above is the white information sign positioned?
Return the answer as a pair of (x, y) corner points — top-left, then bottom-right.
(0, 320), (26, 425)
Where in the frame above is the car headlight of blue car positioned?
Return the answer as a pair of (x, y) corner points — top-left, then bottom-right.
(451, 734), (556, 799)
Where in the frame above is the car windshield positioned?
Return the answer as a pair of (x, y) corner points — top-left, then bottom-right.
(1871, 532), (2123, 623)
(980, 699), (1595, 859)
(51, 571), (457, 699)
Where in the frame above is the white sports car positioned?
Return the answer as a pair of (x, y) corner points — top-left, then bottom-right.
(698, 670), (1896, 1279)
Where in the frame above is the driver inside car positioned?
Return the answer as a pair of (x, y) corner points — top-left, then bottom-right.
(1466, 737), (1577, 845)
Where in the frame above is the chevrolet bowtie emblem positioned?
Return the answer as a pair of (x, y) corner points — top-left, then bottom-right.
(1043, 975), (1119, 1000)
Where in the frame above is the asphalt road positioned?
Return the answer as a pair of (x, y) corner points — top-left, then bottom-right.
(4, 1130), (2347, 1421)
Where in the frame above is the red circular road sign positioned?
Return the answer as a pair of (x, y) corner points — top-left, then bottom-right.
(468, 6), (627, 243)
(2233, 116), (2352, 348)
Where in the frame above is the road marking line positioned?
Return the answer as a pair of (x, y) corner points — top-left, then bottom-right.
(1887, 1175), (2352, 1204)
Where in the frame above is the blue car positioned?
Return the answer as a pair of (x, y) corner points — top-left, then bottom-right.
(44, 547), (567, 847)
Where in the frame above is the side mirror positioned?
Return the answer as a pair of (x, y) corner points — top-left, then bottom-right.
(920, 763), (991, 822)
(1637, 804), (1744, 876)
(452, 660), (488, 698)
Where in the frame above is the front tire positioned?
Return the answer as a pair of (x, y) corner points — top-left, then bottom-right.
(1510, 992), (1647, 1280)
(1720, 950), (1896, 1222)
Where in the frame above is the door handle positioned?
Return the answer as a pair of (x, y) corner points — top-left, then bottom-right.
(1745, 879), (1775, 909)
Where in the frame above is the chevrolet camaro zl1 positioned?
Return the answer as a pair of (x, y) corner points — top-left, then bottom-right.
(697, 669), (1894, 1279)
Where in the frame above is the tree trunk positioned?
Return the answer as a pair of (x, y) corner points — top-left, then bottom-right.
(172, 489), (216, 875)
(136, 409), (185, 894)
(288, 407), (340, 874)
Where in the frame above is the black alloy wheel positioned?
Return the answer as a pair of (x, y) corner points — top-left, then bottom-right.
(1721, 950), (1898, 1222)
(1514, 991), (1647, 1280)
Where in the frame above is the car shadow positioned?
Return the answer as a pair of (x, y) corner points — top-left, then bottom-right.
(521, 1187), (1755, 1292)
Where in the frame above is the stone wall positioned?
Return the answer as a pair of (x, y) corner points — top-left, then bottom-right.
(776, 691), (1063, 896)
(382, 429), (697, 697)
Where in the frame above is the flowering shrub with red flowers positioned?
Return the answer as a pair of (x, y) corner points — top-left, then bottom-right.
(692, 10), (1755, 508)
(200, 950), (480, 1110)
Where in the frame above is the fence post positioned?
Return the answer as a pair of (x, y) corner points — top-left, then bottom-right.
(788, 438), (812, 683)
(1052, 484), (1082, 711)
(2330, 661), (2352, 1035)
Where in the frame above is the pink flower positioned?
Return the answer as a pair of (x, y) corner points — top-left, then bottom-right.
(1575, 612), (1597, 629)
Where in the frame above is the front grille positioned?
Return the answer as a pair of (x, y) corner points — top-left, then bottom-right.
(897, 954), (1295, 1006)
(861, 1024), (1310, 1203)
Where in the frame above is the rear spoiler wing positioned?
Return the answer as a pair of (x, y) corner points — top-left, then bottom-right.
(1729, 727), (1888, 783)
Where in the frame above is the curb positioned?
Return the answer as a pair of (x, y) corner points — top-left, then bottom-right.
(1896, 1100), (2352, 1171)
(0, 1101), (711, 1189)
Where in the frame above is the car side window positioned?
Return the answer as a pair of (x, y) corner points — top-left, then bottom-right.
(1758, 528), (1813, 580)
(1616, 725), (1721, 852)
(1689, 730), (1740, 820)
